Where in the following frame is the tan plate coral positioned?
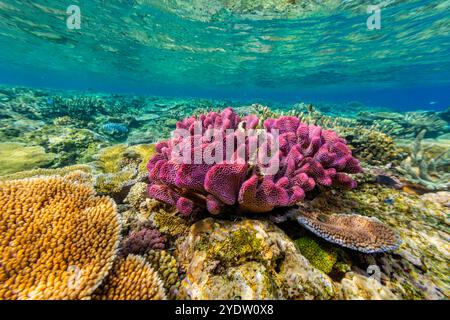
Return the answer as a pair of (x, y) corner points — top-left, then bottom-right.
(0, 177), (121, 300)
(92, 255), (167, 300)
(289, 210), (401, 254)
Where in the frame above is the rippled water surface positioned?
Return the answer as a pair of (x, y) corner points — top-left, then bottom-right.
(0, 0), (449, 108)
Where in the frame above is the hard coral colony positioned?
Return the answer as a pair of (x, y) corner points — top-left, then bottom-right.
(147, 108), (363, 216)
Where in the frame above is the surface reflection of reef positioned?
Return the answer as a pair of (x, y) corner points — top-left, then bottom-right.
(0, 86), (449, 300)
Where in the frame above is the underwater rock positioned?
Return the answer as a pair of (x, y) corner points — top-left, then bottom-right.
(176, 218), (335, 300)
(337, 272), (398, 300)
(0, 142), (55, 176)
(148, 107), (362, 215)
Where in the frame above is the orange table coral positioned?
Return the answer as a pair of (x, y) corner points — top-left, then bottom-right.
(93, 255), (167, 300)
(0, 177), (121, 299)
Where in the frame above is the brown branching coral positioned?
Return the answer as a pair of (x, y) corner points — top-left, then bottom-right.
(0, 177), (121, 300)
(290, 210), (401, 254)
(92, 255), (167, 300)
(337, 127), (400, 165)
(120, 227), (166, 256)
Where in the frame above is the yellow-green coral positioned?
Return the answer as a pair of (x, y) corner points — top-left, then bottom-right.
(96, 143), (156, 175)
(94, 169), (136, 194)
(200, 228), (264, 267)
(0, 142), (55, 176)
(127, 144), (156, 173)
(148, 204), (189, 237)
(294, 236), (337, 274)
(124, 182), (148, 209)
(96, 144), (128, 173)
(145, 250), (181, 300)
(0, 164), (92, 181)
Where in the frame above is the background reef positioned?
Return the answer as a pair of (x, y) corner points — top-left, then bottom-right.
(0, 85), (449, 300)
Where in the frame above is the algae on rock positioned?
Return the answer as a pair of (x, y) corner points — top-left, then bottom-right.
(176, 218), (335, 300)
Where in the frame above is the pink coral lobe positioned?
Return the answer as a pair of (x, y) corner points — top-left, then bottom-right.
(147, 108), (362, 215)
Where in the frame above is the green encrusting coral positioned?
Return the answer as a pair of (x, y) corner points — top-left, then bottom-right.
(199, 228), (265, 267)
(96, 143), (156, 175)
(0, 142), (55, 175)
(0, 164), (92, 181)
(294, 236), (338, 274)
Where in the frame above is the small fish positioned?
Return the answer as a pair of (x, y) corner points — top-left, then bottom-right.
(429, 101), (437, 105)
(102, 122), (128, 135)
(384, 198), (394, 205)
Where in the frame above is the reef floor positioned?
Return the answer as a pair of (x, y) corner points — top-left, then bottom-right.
(0, 86), (448, 300)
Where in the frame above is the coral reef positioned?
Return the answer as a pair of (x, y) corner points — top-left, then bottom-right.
(358, 110), (449, 139)
(0, 164), (92, 181)
(146, 200), (190, 237)
(40, 95), (107, 122)
(285, 184), (449, 300)
(337, 272), (398, 300)
(147, 107), (362, 215)
(124, 182), (148, 209)
(294, 236), (337, 274)
(0, 177), (121, 299)
(0, 87), (448, 300)
(92, 255), (167, 300)
(396, 130), (449, 191)
(176, 218), (335, 300)
(337, 127), (400, 165)
(145, 250), (182, 300)
(291, 209), (402, 254)
(0, 142), (55, 176)
(94, 144), (156, 202)
(120, 226), (166, 256)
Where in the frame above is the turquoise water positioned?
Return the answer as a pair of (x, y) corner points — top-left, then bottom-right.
(0, 0), (449, 109)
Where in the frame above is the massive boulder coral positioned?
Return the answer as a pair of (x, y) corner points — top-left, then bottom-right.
(147, 107), (362, 215)
(176, 218), (335, 300)
(0, 177), (121, 300)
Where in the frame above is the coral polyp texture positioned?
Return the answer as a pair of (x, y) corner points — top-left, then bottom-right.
(92, 255), (167, 300)
(120, 226), (166, 256)
(0, 177), (121, 300)
(147, 107), (362, 215)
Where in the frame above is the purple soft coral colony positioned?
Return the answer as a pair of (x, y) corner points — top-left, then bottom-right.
(147, 107), (363, 216)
